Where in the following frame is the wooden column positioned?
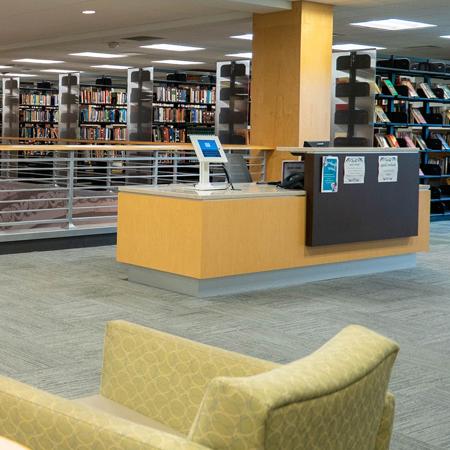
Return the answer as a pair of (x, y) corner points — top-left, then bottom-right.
(250, 1), (333, 180)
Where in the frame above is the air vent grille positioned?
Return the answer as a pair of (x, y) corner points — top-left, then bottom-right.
(123, 36), (162, 42)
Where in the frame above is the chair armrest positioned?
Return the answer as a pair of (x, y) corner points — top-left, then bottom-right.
(0, 376), (211, 450)
(100, 320), (278, 435)
(375, 392), (395, 450)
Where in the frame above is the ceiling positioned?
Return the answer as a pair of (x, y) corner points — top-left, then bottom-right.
(0, 0), (449, 81)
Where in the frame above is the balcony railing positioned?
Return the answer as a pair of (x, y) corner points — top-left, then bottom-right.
(0, 144), (270, 239)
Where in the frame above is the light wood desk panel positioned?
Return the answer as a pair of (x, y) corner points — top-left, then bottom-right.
(117, 189), (429, 280)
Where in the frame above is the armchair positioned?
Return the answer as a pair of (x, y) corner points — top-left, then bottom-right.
(0, 320), (399, 450)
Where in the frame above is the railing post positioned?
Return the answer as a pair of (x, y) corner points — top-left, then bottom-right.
(66, 151), (76, 229)
(153, 151), (159, 185)
(173, 152), (178, 183)
(106, 150), (113, 192)
(262, 151), (267, 182)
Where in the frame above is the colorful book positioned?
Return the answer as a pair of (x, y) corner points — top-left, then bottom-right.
(419, 82), (436, 99)
(401, 79), (419, 97)
(415, 135), (427, 150)
(412, 108), (426, 124)
(437, 84), (450, 100)
(375, 134), (389, 148)
(375, 105), (390, 123)
(372, 81), (381, 94)
(383, 79), (398, 96)
(435, 133), (450, 150)
(402, 134), (417, 148)
(386, 134), (400, 148)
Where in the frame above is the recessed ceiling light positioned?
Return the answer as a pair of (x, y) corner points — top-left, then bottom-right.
(351, 19), (436, 31)
(152, 60), (204, 65)
(13, 58), (64, 64)
(332, 44), (386, 51)
(82, 10), (96, 14)
(69, 52), (128, 58)
(140, 44), (204, 51)
(3, 73), (36, 77)
(226, 52), (252, 58)
(230, 34), (253, 41)
(40, 69), (83, 73)
(91, 64), (131, 70)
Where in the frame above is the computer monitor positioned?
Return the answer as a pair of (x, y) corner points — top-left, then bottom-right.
(304, 141), (330, 148)
(190, 135), (228, 164)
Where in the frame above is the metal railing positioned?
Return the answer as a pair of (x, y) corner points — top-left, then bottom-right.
(0, 145), (269, 238)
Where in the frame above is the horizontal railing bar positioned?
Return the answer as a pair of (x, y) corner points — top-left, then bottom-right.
(0, 207), (68, 215)
(0, 218), (68, 226)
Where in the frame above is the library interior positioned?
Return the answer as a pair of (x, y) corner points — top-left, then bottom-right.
(0, 0), (449, 449)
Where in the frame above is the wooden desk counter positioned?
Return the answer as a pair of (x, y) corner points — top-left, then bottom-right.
(117, 183), (429, 296)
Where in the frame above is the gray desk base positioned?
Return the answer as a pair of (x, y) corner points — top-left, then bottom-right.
(125, 253), (416, 298)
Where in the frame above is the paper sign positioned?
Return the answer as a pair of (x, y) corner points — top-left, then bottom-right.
(344, 156), (365, 184)
(321, 156), (339, 193)
(378, 155), (398, 183)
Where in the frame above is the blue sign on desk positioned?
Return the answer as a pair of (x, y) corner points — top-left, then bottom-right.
(321, 156), (339, 193)
(198, 139), (221, 158)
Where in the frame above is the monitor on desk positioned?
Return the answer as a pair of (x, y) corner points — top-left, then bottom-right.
(304, 140), (330, 148)
(190, 135), (228, 164)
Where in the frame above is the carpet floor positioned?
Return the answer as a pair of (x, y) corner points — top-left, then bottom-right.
(0, 222), (449, 449)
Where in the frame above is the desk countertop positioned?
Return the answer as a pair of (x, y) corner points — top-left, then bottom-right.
(119, 183), (306, 200)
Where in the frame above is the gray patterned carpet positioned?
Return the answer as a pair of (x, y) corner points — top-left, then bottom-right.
(0, 223), (449, 449)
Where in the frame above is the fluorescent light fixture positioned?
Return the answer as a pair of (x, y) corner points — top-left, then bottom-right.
(141, 43), (204, 51)
(82, 10), (96, 14)
(3, 73), (36, 77)
(226, 52), (252, 58)
(152, 59), (204, 65)
(69, 52), (128, 58)
(0, 65), (12, 69)
(440, 35), (450, 39)
(91, 64), (131, 70)
(332, 44), (385, 51)
(351, 19), (436, 31)
(13, 58), (64, 64)
(230, 33), (253, 40)
(40, 69), (83, 73)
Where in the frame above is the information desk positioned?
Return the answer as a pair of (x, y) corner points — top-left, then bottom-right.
(117, 183), (429, 297)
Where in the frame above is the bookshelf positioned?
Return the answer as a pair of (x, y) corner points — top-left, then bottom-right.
(376, 62), (450, 221)
(19, 84), (59, 141)
(152, 79), (216, 143)
(79, 83), (127, 141)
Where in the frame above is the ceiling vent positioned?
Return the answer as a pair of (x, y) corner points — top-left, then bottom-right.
(122, 36), (162, 42)
(405, 45), (441, 49)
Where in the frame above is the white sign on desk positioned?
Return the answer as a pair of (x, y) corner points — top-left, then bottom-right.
(344, 156), (365, 184)
(378, 155), (398, 183)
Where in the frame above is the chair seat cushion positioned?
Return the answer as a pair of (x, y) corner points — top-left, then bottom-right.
(75, 395), (184, 438)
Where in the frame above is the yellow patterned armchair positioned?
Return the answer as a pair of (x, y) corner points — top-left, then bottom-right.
(0, 320), (399, 450)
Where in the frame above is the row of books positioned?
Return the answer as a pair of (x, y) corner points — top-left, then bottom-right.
(80, 126), (127, 141)
(80, 88), (127, 105)
(154, 86), (216, 104)
(20, 93), (58, 106)
(378, 77), (450, 100)
(375, 105), (450, 124)
(80, 106), (127, 123)
(20, 110), (57, 123)
(375, 132), (450, 150)
(153, 107), (214, 124)
(19, 125), (58, 139)
(152, 125), (187, 143)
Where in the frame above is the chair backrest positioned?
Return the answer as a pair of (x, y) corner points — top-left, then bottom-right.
(189, 325), (399, 450)
(224, 153), (252, 183)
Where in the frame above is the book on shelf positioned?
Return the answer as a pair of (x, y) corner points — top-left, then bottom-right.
(446, 110), (450, 122)
(386, 134), (400, 148)
(412, 108), (427, 124)
(375, 134), (389, 148)
(20, 124), (58, 139)
(383, 79), (398, 96)
(398, 133), (417, 148)
(435, 133), (450, 150)
(154, 86), (215, 104)
(400, 79), (419, 97)
(375, 105), (390, 123)
(80, 87), (127, 105)
(153, 106), (214, 124)
(371, 81), (381, 95)
(20, 109), (56, 123)
(80, 125), (126, 141)
(437, 84), (450, 100)
(80, 105), (127, 123)
(415, 135), (428, 150)
(419, 82), (436, 99)
(152, 125), (187, 143)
